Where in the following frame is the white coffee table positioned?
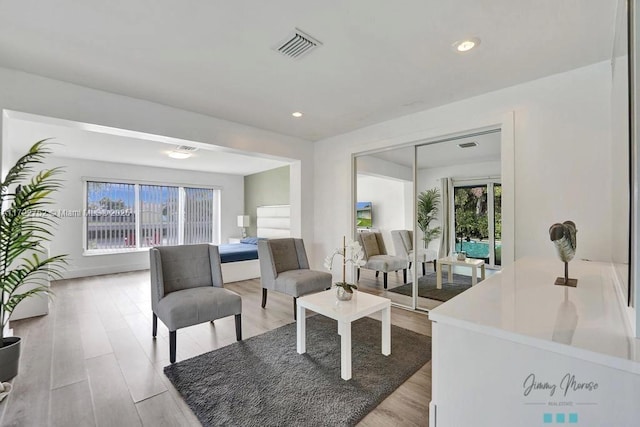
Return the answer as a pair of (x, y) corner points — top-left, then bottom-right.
(296, 289), (391, 381)
(436, 256), (486, 289)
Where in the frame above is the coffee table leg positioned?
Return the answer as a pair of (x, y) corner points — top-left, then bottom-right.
(481, 264), (486, 281)
(339, 320), (352, 380)
(381, 306), (391, 356)
(447, 264), (453, 283)
(472, 265), (477, 286)
(296, 305), (306, 354)
(437, 262), (443, 289)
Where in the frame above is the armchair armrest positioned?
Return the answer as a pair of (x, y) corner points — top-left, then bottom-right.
(149, 248), (165, 312)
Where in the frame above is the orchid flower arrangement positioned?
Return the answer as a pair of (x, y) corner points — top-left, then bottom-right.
(323, 236), (366, 293)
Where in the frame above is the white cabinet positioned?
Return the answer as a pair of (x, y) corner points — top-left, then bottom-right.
(429, 258), (640, 427)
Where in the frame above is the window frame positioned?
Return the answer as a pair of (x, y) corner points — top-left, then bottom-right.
(82, 177), (222, 255)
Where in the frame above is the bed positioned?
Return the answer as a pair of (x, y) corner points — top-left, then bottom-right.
(220, 205), (290, 283)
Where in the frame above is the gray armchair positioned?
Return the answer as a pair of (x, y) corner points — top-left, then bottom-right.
(391, 230), (438, 276)
(258, 238), (332, 320)
(357, 231), (407, 288)
(150, 244), (242, 363)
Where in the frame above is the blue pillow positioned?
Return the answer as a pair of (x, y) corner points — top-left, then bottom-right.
(240, 237), (260, 245)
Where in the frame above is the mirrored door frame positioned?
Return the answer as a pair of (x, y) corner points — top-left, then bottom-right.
(352, 115), (515, 312)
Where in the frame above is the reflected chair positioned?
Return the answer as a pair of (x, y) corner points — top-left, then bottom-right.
(258, 238), (332, 320)
(150, 244), (242, 363)
(357, 231), (407, 288)
(391, 230), (438, 276)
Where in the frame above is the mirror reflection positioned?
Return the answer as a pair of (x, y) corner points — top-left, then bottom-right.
(415, 132), (502, 310)
(355, 131), (505, 311)
(355, 147), (414, 307)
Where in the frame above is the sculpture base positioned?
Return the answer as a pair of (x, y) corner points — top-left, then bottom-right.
(555, 277), (578, 287)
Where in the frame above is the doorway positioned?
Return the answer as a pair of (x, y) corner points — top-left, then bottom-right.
(453, 181), (501, 268)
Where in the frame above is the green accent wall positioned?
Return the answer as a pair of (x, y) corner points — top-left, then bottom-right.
(244, 166), (290, 237)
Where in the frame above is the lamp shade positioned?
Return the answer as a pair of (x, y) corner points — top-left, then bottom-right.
(237, 215), (250, 227)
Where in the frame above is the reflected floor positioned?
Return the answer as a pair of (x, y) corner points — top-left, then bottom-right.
(356, 263), (500, 311)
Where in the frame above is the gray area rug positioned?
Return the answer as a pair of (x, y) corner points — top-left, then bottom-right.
(164, 316), (431, 427)
(387, 272), (476, 302)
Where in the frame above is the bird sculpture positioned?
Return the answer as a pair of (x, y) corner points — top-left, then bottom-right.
(549, 221), (578, 287)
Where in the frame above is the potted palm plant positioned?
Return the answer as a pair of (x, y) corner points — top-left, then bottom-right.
(0, 140), (67, 383)
(417, 188), (441, 249)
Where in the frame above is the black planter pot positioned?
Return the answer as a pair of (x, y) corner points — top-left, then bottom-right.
(0, 337), (21, 382)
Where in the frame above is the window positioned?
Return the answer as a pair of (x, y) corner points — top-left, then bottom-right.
(453, 181), (501, 267)
(86, 182), (136, 250)
(184, 187), (215, 244)
(139, 185), (180, 247)
(86, 180), (219, 252)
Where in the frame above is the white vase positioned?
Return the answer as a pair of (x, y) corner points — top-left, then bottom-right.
(336, 287), (353, 301)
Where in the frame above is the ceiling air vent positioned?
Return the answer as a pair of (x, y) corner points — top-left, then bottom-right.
(175, 145), (198, 152)
(274, 28), (322, 59)
(458, 142), (478, 149)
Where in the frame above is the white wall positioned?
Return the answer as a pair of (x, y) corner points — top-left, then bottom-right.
(356, 155), (412, 181)
(35, 156), (243, 278)
(0, 66), (317, 263)
(314, 61), (613, 280)
(356, 174), (409, 255)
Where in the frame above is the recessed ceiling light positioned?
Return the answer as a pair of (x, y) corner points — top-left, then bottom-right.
(453, 38), (480, 53)
(168, 151), (192, 159)
(292, 111), (303, 118)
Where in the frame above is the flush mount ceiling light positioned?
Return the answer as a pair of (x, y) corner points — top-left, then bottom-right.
(292, 111), (303, 118)
(458, 141), (478, 148)
(453, 37), (481, 53)
(167, 145), (197, 159)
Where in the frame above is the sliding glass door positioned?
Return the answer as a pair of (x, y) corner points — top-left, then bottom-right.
(453, 181), (501, 268)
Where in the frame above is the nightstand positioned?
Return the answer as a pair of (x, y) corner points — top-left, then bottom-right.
(228, 237), (242, 244)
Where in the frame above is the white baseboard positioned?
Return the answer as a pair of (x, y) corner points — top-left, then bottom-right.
(59, 260), (260, 283)
(61, 263), (149, 279)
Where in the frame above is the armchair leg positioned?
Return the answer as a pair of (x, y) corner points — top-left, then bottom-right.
(375, 271), (380, 278)
(152, 313), (157, 338)
(409, 261), (412, 269)
(235, 314), (242, 341)
(169, 331), (176, 363)
(433, 260), (437, 271)
(293, 297), (297, 320)
(403, 268), (407, 284)
(261, 288), (267, 308)
(383, 272), (388, 289)
(357, 268), (360, 281)
(423, 262), (426, 276)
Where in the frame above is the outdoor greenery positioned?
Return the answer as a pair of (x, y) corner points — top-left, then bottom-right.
(0, 140), (67, 347)
(454, 185), (502, 243)
(417, 188), (441, 248)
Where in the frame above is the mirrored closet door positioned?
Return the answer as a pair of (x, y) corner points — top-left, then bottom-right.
(354, 147), (415, 308)
(415, 131), (501, 311)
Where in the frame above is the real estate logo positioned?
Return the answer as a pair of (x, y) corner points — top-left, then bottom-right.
(522, 373), (599, 424)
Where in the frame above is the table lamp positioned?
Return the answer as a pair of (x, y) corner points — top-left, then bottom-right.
(237, 215), (250, 238)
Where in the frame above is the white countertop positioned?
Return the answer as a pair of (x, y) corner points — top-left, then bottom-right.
(429, 257), (640, 373)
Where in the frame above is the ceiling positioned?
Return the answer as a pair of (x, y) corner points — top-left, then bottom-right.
(368, 132), (501, 170)
(0, 1), (617, 141)
(6, 115), (291, 175)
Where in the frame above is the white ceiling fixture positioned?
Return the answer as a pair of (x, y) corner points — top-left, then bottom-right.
(453, 37), (481, 52)
(168, 145), (197, 159)
(292, 111), (303, 118)
(274, 28), (322, 59)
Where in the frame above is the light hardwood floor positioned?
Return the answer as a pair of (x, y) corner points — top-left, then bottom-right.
(0, 271), (432, 427)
